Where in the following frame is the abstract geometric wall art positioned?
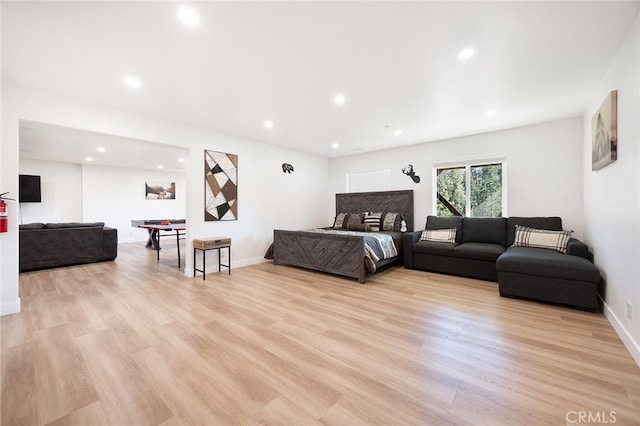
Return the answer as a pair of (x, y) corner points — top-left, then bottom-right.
(205, 150), (238, 221)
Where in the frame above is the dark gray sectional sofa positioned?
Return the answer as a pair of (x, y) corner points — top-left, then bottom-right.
(19, 222), (118, 272)
(403, 216), (601, 311)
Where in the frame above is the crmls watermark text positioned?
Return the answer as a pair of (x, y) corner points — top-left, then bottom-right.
(566, 411), (617, 424)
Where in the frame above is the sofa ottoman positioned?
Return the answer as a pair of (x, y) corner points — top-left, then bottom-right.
(496, 246), (601, 312)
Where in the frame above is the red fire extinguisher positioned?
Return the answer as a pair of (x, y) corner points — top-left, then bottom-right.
(0, 192), (15, 233)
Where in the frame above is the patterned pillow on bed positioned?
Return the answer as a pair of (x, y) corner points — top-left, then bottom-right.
(347, 223), (372, 232)
(381, 212), (402, 231)
(344, 213), (364, 229)
(363, 212), (382, 231)
(333, 212), (348, 228)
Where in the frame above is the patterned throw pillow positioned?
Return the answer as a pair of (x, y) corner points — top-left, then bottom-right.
(347, 223), (372, 232)
(363, 212), (382, 232)
(381, 212), (402, 231)
(420, 228), (457, 243)
(344, 213), (363, 229)
(333, 212), (348, 228)
(512, 225), (571, 253)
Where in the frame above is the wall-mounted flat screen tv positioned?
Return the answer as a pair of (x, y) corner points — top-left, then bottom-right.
(19, 174), (42, 203)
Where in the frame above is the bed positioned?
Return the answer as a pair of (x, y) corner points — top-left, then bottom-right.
(273, 190), (414, 283)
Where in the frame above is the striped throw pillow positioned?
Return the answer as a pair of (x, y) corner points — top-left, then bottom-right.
(363, 212), (382, 232)
(420, 228), (456, 243)
(512, 225), (571, 253)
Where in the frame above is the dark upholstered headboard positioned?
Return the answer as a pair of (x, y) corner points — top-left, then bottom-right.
(335, 190), (414, 232)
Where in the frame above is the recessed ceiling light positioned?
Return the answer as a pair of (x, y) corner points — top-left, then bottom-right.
(486, 109), (497, 117)
(458, 48), (475, 61)
(334, 93), (346, 106)
(177, 6), (199, 27)
(85, 157), (94, 162)
(97, 147), (106, 153)
(157, 164), (164, 169)
(123, 75), (142, 89)
(332, 142), (340, 149)
(264, 120), (274, 129)
(178, 157), (185, 163)
(394, 129), (403, 136)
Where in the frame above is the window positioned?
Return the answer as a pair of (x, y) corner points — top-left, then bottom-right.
(434, 160), (505, 217)
(346, 169), (391, 193)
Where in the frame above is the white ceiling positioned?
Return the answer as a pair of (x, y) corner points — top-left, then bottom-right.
(19, 120), (189, 173)
(3, 1), (639, 164)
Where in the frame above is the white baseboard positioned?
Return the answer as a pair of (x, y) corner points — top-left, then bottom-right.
(183, 257), (269, 278)
(233, 256), (270, 269)
(602, 297), (640, 367)
(1, 298), (21, 316)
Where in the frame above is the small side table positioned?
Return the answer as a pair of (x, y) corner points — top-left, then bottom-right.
(193, 237), (231, 280)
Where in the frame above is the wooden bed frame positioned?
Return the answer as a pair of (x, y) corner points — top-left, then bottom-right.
(273, 190), (414, 283)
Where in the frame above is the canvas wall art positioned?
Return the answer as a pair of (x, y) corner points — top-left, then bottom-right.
(145, 181), (175, 199)
(205, 150), (238, 221)
(592, 90), (617, 171)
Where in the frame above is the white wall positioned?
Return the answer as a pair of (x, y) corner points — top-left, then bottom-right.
(18, 159), (82, 224)
(583, 14), (639, 365)
(1, 82), (330, 316)
(82, 164), (186, 243)
(185, 136), (331, 266)
(17, 159), (187, 243)
(330, 118), (585, 236)
(1, 84), (22, 315)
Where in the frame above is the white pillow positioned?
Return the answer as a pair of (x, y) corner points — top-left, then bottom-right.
(420, 228), (456, 243)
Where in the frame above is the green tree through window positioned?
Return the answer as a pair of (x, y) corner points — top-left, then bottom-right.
(436, 162), (503, 217)
(437, 167), (466, 216)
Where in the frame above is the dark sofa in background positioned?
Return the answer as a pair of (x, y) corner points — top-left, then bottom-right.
(19, 222), (118, 272)
(403, 216), (601, 311)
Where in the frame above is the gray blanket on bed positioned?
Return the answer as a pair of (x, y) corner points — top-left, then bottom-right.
(307, 229), (398, 269)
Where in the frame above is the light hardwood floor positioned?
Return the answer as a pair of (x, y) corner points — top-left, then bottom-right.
(2, 242), (639, 425)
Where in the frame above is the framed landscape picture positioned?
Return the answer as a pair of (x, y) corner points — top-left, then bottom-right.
(591, 90), (617, 171)
(145, 181), (175, 199)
